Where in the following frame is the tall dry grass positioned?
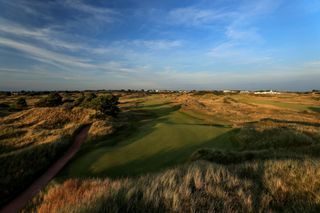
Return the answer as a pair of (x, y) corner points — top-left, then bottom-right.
(0, 106), (114, 206)
(0, 107), (113, 153)
(174, 93), (320, 126)
(8, 92), (320, 212)
(24, 159), (320, 213)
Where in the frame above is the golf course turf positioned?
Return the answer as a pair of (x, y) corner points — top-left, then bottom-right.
(60, 98), (238, 178)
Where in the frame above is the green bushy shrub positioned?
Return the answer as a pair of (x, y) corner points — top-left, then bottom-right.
(73, 94), (85, 107)
(88, 95), (120, 116)
(36, 92), (63, 107)
(237, 127), (315, 150)
(75, 93), (120, 116)
(15, 97), (27, 109)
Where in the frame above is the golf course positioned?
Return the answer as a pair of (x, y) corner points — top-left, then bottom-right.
(61, 96), (238, 178)
(1, 91), (320, 212)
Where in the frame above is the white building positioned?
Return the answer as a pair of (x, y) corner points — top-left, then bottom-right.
(254, 90), (281, 95)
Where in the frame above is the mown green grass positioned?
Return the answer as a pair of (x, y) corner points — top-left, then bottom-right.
(61, 99), (237, 178)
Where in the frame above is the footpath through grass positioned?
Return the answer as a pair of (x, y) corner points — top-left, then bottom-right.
(61, 98), (238, 178)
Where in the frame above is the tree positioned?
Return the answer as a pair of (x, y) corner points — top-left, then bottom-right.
(83, 92), (97, 103)
(36, 92), (63, 107)
(73, 93), (85, 107)
(88, 95), (120, 116)
(15, 97), (27, 109)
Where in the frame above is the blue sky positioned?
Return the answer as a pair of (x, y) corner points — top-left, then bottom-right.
(0, 0), (319, 91)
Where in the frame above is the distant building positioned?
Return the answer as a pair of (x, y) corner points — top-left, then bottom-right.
(223, 90), (238, 94)
(254, 90), (281, 95)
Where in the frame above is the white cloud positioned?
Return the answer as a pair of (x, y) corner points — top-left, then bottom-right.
(0, 19), (83, 51)
(304, 60), (320, 67)
(0, 16), (182, 63)
(62, 0), (119, 23)
(116, 39), (182, 50)
(208, 42), (272, 65)
(168, 7), (234, 26)
(0, 37), (97, 69)
(225, 26), (263, 43)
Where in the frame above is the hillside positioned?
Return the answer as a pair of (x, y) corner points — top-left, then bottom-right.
(18, 92), (320, 212)
(0, 106), (114, 205)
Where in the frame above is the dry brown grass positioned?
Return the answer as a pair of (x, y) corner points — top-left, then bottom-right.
(0, 107), (114, 153)
(24, 159), (320, 213)
(4, 92), (320, 212)
(172, 93), (320, 127)
(0, 106), (114, 205)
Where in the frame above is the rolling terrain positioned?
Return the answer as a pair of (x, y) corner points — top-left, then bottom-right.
(1, 91), (320, 212)
(61, 96), (238, 178)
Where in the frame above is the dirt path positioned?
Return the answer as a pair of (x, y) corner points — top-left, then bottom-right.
(0, 126), (90, 213)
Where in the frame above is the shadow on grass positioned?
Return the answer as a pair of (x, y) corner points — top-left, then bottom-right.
(81, 189), (172, 213)
(191, 125), (320, 211)
(79, 160), (320, 212)
(58, 104), (184, 179)
(81, 104), (182, 151)
(60, 127), (238, 180)
(162, 121), (232, 128)
(256, 118), (320, 127)
(133, 102), (175, 109)
(225, 161), (320, 212)
(309, 106), (320, 113)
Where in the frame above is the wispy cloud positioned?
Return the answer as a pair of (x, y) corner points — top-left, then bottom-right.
(0, 37), (97, 69)
(225, 26), (263, 43)
(62, 0), (118, 23)
(224, 0), (282, 42)
(113, 39), (182, 50)
(304, 60), (320, 68)
(197, 0), (282, 65)
(0, 0), (318, 90)
(149, 65), (320, 90)
(0, 15), (181, 59)
(168, 7), (234, 26)
(0, 0), (119, 33)
(208, 41), (273, 65)
(0, 19), (86, 52)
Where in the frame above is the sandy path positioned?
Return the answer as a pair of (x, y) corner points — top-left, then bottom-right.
(0, 126), (90, 213)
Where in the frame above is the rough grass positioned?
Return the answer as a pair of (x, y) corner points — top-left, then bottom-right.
(24, 159), (320, 213)
(0, 106), (114, 206)
(0, 107), (113, 154)
(3, 92), (320, 212)
(175, 93), (320, 125)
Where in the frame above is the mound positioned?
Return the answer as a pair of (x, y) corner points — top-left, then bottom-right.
(0, 107), (114, 206)
(0, 107), (113, 153)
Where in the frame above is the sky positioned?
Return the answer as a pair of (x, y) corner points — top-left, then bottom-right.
(0, 0), (319, 91)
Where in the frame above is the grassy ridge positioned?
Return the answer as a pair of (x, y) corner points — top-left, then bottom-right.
(4, 92), (320, 212)
(25, 122), (320, 212)
(0, 136), (72, 205)
(0, 107), (113, 206)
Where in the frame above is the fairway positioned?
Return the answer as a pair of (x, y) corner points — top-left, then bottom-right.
(61, 99), (238, 178)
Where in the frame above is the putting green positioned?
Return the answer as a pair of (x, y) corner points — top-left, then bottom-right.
(61, 100), (238, 178)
